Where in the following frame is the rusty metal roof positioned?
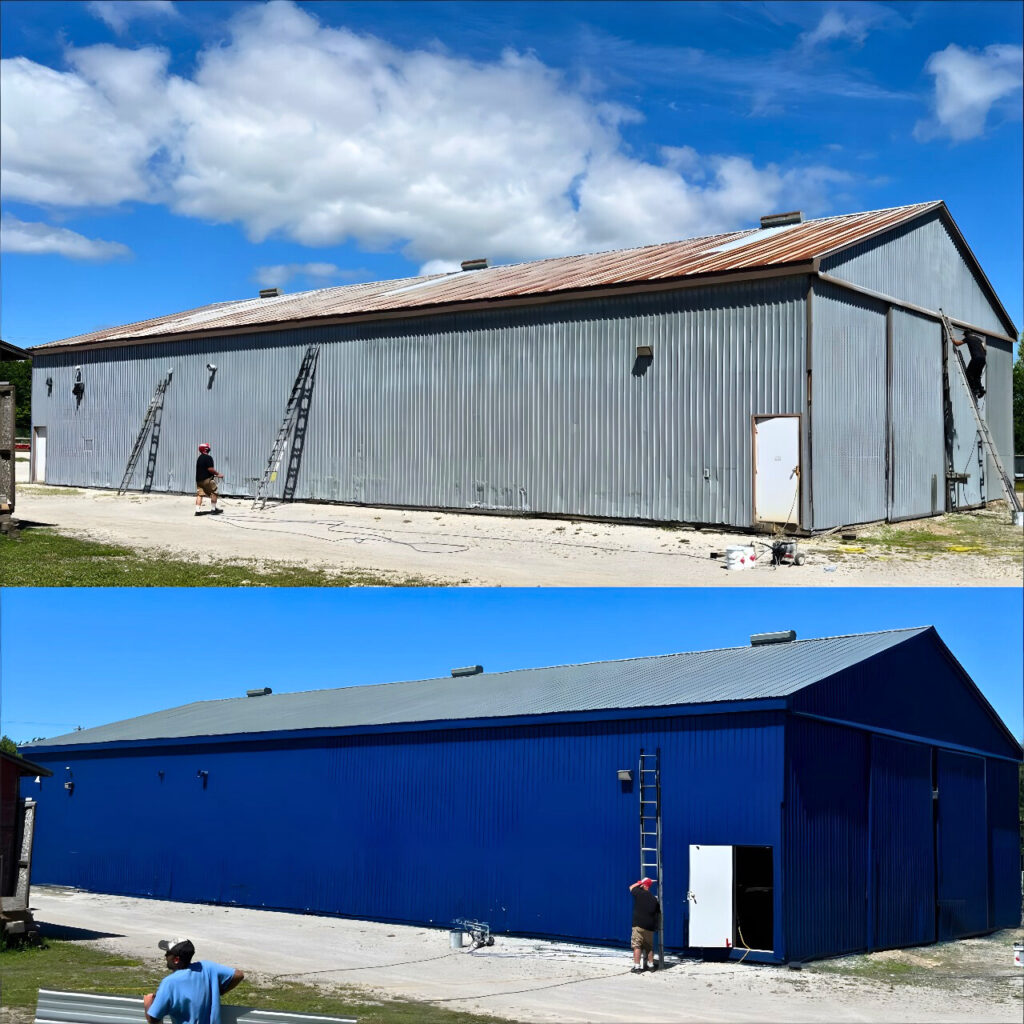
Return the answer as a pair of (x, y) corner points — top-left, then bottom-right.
(34, 202), (944, 351)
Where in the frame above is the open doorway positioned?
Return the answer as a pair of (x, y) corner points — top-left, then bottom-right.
(688, 843), (774, 952)
(734, 845), (773, 951)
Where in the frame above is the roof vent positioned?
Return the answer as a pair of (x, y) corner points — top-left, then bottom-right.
(246, 687), (273, 697)
(451, 665), (483, 677)
(259, 287), (282, 298)
(460, 259), (488, 272)
(759, 211), (803, 229)
(750, 630), (797, 647)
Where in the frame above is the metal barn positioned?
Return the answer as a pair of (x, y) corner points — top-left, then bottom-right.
(22, 627), (1022, 963)
(27, 202), (1017, 532)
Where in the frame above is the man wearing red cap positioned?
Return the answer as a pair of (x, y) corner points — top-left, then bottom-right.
(629, 877), (661, 973)
(195, 442), (225, 516)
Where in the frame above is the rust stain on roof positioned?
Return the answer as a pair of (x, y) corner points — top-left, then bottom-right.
(35, 202), (942, 350)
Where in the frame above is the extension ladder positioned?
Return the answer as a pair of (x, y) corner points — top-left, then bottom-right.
(252, 344), (321, 509)
(118, 375), (170, 494)
(638, 748), (665, 968)
(938, 311), (1022, 526)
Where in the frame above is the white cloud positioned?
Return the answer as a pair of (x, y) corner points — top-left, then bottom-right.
(253, 262), (358, 288)
(914, 43), (1023, 142)
(1, 215), (132, 260)
(798, 10), (869, 50)
(1, 0), (857, 268)
(87, 1), (178, 35)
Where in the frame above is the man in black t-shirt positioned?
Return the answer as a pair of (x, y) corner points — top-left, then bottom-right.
(195, 442), (224, 516)
(952, 329), (987, 399)
(629, 877), (662, 973)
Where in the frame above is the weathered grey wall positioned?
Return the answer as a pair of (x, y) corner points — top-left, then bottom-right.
(983, 339), (1014, 495)
(31, 278), (808, 528)
(810, 283), (888, 529)
(889, 310), (945, 520)
(822, 211), (1008, 337)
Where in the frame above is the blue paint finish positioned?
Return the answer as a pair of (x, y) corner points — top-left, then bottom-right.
(783, 717), (868, 961)
(985, 758), (1022, 929)
(868, 737), (935, 949)
(25, 711), (784, 951)
(792, 629), (1021, 761)
(935, 750), (989, 939)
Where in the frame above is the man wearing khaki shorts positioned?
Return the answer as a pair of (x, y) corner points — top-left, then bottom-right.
(195, 442), (224, 516)
(629, 877), (661, 973)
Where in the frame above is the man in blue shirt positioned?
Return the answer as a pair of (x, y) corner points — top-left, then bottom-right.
(144, 937), (244, 1024)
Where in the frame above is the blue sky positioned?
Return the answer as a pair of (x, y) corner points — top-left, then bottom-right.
(1, 1), (1021, 348)
(1, 588), (1020, 745)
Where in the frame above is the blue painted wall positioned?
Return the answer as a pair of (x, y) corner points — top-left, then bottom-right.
(26, 711), (784, 951)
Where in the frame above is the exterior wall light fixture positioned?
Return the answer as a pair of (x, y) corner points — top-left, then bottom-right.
(617, 769), (633, 782)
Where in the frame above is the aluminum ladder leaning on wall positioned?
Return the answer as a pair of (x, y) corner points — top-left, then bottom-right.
(118, 374), (171, 495)
(252, 344), (321, 510)
(638, 747), (665, 969)
(938, 310), (1023, 527)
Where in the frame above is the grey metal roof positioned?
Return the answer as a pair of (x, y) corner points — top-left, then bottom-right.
(31, 628), (930, 748)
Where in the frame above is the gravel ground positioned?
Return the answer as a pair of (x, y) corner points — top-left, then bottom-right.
(13, 887), (1023, 1023)
(10, 485), (1023, 587)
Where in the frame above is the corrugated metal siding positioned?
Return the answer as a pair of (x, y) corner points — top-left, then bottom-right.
(868, 737), (935, 949)
(24, 711), (784, 952)
(810, 281), (887, 529)
(947, 335), (985, 508)
(791, 630), (1022, 762)
(983, 339), (1014, 495)
(783, 717), (868, 960)
(985, 757), (1022, 929)
(31, 280), (807, 527)
(889, 310), (944, 519)
(935, 750), (988, 939)
(821, 211), (1007, 336)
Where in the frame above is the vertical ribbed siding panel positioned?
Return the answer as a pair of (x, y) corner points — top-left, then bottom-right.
(985, 758), (1022, 929)
(935, 750), (989, 939)
(31, 279), (806, 527)
(25, 711), (784, 953)
(946, 333), (985, 508)
(810, 282), (887, 529)
(982, 339), (1014, 496)
(868, 736), (935, 949)
(889, 310), (945, 519)
(821, 211), (1008, 337)
(784, 716), (869, 961)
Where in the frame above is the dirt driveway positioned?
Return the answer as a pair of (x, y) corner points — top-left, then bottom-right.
(13, 485), (1023, 587)
(25, 887), (1024, 1023)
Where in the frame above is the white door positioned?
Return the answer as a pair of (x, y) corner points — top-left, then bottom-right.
(754, 416), (800, 525)
(32, 426), (46, 482)
(688, 844), (733, 947)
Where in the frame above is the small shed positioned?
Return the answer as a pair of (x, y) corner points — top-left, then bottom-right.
(1, 749), (53, 940)
(22, 627), (1022, 962)
(27, 202), (1017, 531)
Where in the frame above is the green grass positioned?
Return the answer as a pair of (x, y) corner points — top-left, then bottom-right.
(819, 509), (1023, 560)
(0, 940), (504, 1024)
(0, 530), (428, 587)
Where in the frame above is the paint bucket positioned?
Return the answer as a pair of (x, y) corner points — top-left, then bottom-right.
(725, 545), (756, 571)
(449, 929), (465, 949)
(1014, 943), (1023, 967)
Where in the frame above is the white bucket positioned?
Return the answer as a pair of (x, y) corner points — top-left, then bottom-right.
(449, 929), (465, 949)
(1014, 942), (1023, 967)
(725, 545), (756, 571)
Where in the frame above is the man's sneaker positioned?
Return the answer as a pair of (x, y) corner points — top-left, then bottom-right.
(630, 967), (644, 974)
(649, 962), (659, 972)
(212, 507), (223, 514)
(194, 510), (201, 516)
